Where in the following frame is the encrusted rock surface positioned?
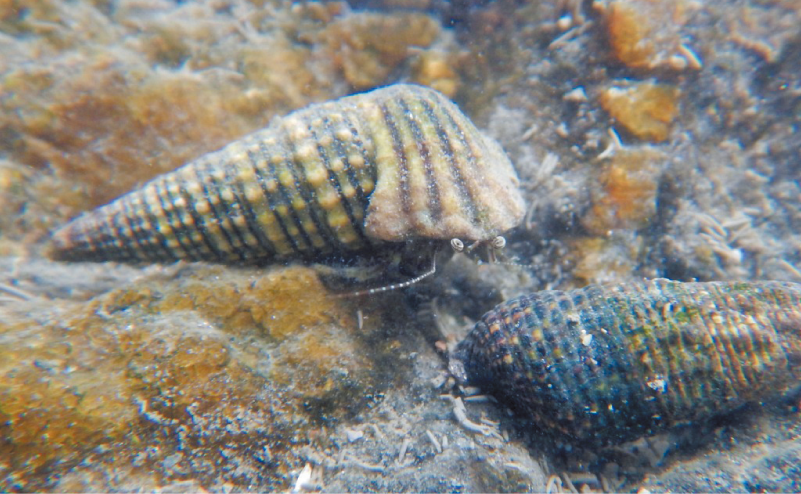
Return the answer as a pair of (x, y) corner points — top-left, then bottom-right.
(0, 259), (547, 491)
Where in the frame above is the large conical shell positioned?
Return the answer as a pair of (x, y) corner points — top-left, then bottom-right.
(50, 84), (524, 265)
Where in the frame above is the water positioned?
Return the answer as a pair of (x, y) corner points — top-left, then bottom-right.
(1, 0), (799, 491)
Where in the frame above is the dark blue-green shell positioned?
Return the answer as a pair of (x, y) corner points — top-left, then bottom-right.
(453, 279), (801, 445)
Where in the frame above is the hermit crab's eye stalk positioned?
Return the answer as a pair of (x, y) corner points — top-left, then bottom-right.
(451, 235), (508, 265)
(486, 235), (507, 263)
(491, 236), (506, 250)
(450, 238), (465, 253)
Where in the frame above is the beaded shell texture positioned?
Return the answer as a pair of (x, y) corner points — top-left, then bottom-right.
(50, 84), (525, 266)
(452, 279), (801, 446)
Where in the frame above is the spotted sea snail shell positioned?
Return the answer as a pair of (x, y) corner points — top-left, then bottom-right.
(452, 279), (801, 446)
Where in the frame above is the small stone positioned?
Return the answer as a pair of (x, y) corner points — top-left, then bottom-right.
(599, 83), (680, 142)
(582, 147), (665, 235)
(345, 429), (365, 443)
(601, 0), (697, 72)
(563, 87), (588, 103)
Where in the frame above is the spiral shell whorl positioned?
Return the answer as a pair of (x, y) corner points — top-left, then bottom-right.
(455, 279), (801, 445)
(51, 84), (524, 265)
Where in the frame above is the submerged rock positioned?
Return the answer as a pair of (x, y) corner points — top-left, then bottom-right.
(0, 263), (393, 491)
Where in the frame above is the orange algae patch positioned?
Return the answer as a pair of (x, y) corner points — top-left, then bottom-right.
(154, 265), (350, 341)
(316, 12), (440, 90)
(600, 83), (680, 142)
(0, 263), (379, 490)
(569, 236), (642, 287)
(583, 147), (665, 234)
(0, 323), (134, 463)
(2, 57), (261, 209)
(136, 264), (388, 416)
(412, 50), (461, 98)
(143, 263), (386, 422)
(0, 162), (76, 254)
(270, 327), (366, 400)
(245, 266), (350, 340)
(606, 1), (656, 69)
(0, 310), (157, 488)
(602, 0), (700, 71)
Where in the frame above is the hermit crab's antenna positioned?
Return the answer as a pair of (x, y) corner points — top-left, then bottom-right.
(334, 257), (438, 298)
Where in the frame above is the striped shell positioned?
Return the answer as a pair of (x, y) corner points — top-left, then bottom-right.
(50, 84), (524, 264)
(452, 279), (801, 446)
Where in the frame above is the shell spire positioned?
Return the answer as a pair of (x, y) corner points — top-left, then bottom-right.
(50, 84), (524, 265)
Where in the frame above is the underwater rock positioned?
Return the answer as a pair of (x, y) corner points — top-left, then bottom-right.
(567, 234), (643, 287)
(599, 83), (681, 143)
(582, 146), (665, 234)
(599, 0), (703, 72)
(314, 11), (441, 90)
(0, 263), (394, 491)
